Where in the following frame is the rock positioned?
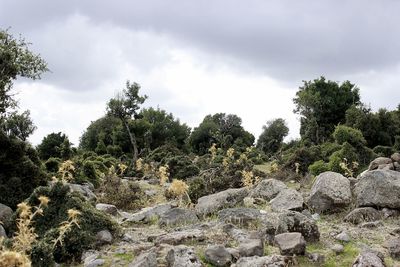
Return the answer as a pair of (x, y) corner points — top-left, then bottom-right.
(331, 244), (344, 254)
(195, 188), (249, 216)
(360, 221), (382, 228)
(85, 259), (105, 267)
(204, 245), (232, 267)
(368, 157), (392, 170)
(123, 203), (173, 223)
(235, 255), (289, 267)
(301, 209), (312, 219)
(95, 230), (113, 245)
(274, 232), (306, 255)
(155, 229), (205, 245)
(67, 183), (97, 201)
(308, 172), (352, 213)
(270, 189), (304, 212)
(95, 203), (118, 216)
(382, 208), (399, 218)
(122, 233), (134, 242)
(226, 248), (240, 261)
(218, 208), (261, 227)
(159, 208), (199, 227)
(306, 252), (325, 264)
(276, 211), (320, 242)
(386, 237), (400, 259)
(166, 245), (202, 267)
(129, 249), (157, 267)
(392, 153), (400, 164)
(0, 203), (13, 228)
(353, 250), (385, 267)
(395, 162), (400, 171)
(238, 238), (264, 257)
(250, 179), (288, 201)
(82, 250), (101, 267)
(0, 225), (6, 238)
(311, 213), (320, 221)
(355, 170), (400, 208)
(344, 207), (381, 225)
(336, 232), (350, 242)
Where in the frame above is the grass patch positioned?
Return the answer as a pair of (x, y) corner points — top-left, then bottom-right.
(254, 163), (273, 175)
(114, 252), (134, 262)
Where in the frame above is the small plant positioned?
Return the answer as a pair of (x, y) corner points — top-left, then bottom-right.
(135, 158), (143, 171)
(158, 165), (170, 186)
(294, 162), (300, 175)
(52, 209), (81, 248)
(209, 143), (217, 161)
(241, 170), (259, 187)
(57, 160), (75, 183)
(167, 179), (190, 205)
(339, 158), (359, 177)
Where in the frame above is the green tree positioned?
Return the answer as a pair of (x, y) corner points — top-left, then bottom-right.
(293, 77), (360, 144)
(37, 132), (73, 160)
(256, 118), (289, 157)
(2, 110), (36, 141)
(107, 81), (147, 163)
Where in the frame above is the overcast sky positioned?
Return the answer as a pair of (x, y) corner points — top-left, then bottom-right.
(1, 0), (400, 145)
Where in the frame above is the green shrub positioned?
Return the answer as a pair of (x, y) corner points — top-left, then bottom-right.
(308, 160), (329, 176)
(328, 142), (358, 174)
(282, 145), (321, 174)
(333, 125), (366, 147)
(45, 157), (61, 173)
(372, 145), (395, 157)
(320, 142), (341, 161)
(187, 177), (208, 202)
(163, 155), (200, 179)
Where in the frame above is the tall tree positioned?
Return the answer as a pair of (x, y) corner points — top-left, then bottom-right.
(2, 110), (36, 141)
(257, 118), (289, 156)
(293, 77), (360, 144)
(107, 81), (147, 162)
(37, 132), (72, 160)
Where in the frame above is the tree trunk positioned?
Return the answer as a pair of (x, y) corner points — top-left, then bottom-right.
(123, 119), (138, 163)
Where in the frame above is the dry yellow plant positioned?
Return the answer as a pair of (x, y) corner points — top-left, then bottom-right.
(58, 160), (75, 183)
(209, 143), (217, 161)
(241, 170), (254, 187)
(168, 179), (190, 205)
(135, 158), (143, 171)
(52, 209), (81, 248)
(158, 165), (169, 186)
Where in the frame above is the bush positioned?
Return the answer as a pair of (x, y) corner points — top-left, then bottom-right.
(308, 160), (329, 176)
(328, 142), (358, 174)
(162, 155), (200, 179)
(372, 145), (395, 157)
(187, 176), (208, 203)
(282, 145), (321, 174)
(45, 157), (61, 173)
(333, 125), (366, 147)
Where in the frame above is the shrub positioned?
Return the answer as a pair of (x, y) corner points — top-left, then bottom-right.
(45, 157), (61, 173)
(372, 145), (395, 157)
(187, 177), (208, 203)
(333, 125), (366, 147)
(328, 142), (358, 174)
(308, 160), (329, 176)
(282, 145), (321, 174)
(162, 155), (200, 179)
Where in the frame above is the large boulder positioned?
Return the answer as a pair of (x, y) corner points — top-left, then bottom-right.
(391, 153), (400, 164)
(276, 211), (320, 242)
(0, 203), (13, 229)
(270, 189), (304, 212)
(95, 203), (118, 216)
(204, 245), (232, 267)
(274, 232), (306, 256)
(159, 208), (199, 227)
(218, 208), (261, 228)
(166, 245), (202, 267)
(344, 207), (381, 225)
(122, 203), (173, 224)
(235, 255), (289, 267)
(67, 183), (97, 202)
(129, 249), (157, 267)
(238, 238), (264, 257)
(368, 157), (392, 171)
(195, 188), (249, 217)
(352, 250), (385, 267)
(308, 171), (352, 213)
(155, 229), (205, 245)
(250, 179), (287, 201)
(355, 170), (400, 208)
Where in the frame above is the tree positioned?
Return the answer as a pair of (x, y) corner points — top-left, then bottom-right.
(2, 110), (36, 140)
(107, 81), (147, 163)
(256, 118), (289, 156)
(37, 132), (73, 160)
(293, 77), (360, 144)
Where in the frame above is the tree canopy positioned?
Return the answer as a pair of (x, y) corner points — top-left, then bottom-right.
(257, 118), (289, 157)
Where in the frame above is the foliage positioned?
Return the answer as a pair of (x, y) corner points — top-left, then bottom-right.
(333, 125), (366, 147)
(2, 110), (36, 141)
(0, 130), (47, 208)
(44, 158), (61, 173)
(157, 165), (170, 186)
(282, 145), (321, 174)
(372, 145), (395, 157)
(308, 160), (329, 176)
(167, 179), (190, 205)
(37, 132), (73, 160)
(294, 77), (360, 144)
(256, 118), (289, 157)
(328, 142), (358, 174)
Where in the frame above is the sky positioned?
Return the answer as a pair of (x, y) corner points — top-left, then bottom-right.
(1, 0), (400, 145)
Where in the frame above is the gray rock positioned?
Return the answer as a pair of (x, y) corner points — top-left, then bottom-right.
(308, 172), (352, 213)
(166, 245), (202, 267)
(123, 203), (173, 223)
(238, 238), (264, 257)
(0, 203), (13, 228)
(122, 233), (134, 242)
(306, 252), (325, 264)
(353, 250), (385, 267)
(250, 179), (288, 201)
(368, 157), (392, 171)
(159, 208), (199, 227)
(392, 153), (400, 164)
(311, 213), (320, 221)
(129, 249), (157, 267)
(360, 221), (383, 228)
(218, 208), (261, 227)
(276, 211), (320, 242)
(336, 232), (350, 242)
(235, 255), (288, 267)
(270, 189), (304, 212)
(155, 229), (205, 245)
(68, 183), (97, 202)
(0, 224), (7, 238)
(85, 259), (105, 267)
(95, 230), (113, 245)
(386, 237), (400, 259)
(82, 250), (101, 267)
(95, 203), (118, 216)
(226, 248), (240, 261)
(344, 207), (381, 225)
(204, 245), (232, 267)
(382, 208), (399, 218)
(355, 170), (400, 208)
(331, 244), (344, 254)
(274, 232), (306, 255)
(195, 188), (249, 217)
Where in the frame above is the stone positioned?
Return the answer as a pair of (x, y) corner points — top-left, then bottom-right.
(360, 221), (382, 228)
(381, 208), (399, 218)
(166, 245), (202, 267)
(67, 183), (97, 202)
(155, 229), (205, 245)
(331, 244), (344, 254)
(0, 225), (6, 238)
(122, 203), (173, 223)
(353, 250), (385, 267)
(306, 252), (325, 264)
(344, 207), (381, 225)
(250, 178), (288, 201)
(95, 230), (113, 245)
(355, 170), (400, 208)
(218, 208), (261, 227)
(270, 189), (304, 212)
(386, 237), (400, 259)
(195, 188), (249, 216)
(274, 232), (306, 255)
(336, 232), (350, 243)
(238, 238), (264, 257)
(226, 248), (240, 261)
(276, 211), (320, 242)
(204, 245), (232, 267)
(308, 171), (352, 213)
(129, 249), (157, 267)
(95, 203), (118, 216)
(368, 157), (392, 171)
(85, 259), (105, 267)
(392, 152), (400, 164)
(235, 255), (288, 267)
(159, 208), (199, 227)
(0, 203), (13, 229)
